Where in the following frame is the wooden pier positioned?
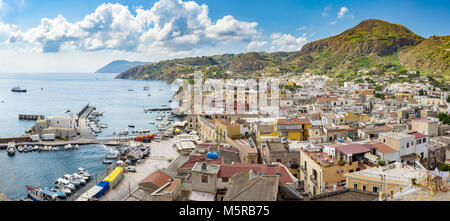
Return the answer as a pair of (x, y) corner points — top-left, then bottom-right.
(18, 114), (44, 120)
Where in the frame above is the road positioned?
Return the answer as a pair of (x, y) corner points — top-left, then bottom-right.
(99, 138), (179, 201)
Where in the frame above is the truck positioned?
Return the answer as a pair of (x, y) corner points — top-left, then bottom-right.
(43, 134), (55, 141)
(30, 134), (40, 142)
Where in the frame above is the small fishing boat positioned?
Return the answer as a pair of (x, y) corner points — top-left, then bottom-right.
(149, 121), (155, 124)
(11, 86), (27, 93)
(63, 174), (81, 187)
(74, 144), (79, 149)
(128, 124), (135, 128)
(17, 146), (24, 152)
(105, 151), (119, 159)
(99, 123), (108, 128)
(23, 146), (29, 152)
(28, 146), (33, 152)
(156, 115), (163, 121)
(26, 185), (58, 201)
(169, 99), (173, 103)
(103, 160), (113, 164)
(52, 146), (59, 151)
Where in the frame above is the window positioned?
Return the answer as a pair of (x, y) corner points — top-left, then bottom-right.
(354, 184), (358, 189)
(363, 185), (367, 191)
(407, 143), (409, 148)
(349, 169), (354, 173)
(423, 138), (426, 143)
(373, 186), (379, 193)
(201, 175), (208, 183)
(222, 177), (229, 183)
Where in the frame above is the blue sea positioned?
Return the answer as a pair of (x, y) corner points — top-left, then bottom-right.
(0, 72), (178, 200)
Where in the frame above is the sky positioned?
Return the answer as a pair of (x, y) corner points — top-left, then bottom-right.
(0, 0), (449, 73)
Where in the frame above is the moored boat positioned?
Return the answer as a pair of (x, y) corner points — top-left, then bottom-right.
(11, 86), (27, 93)
(7, 142), (16, 156)
(26, 185), (58, 201)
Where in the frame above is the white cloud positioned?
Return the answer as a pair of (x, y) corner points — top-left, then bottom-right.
(0, 0), (3, 9)
(297, 26), (307, 31)
(8, 0), (260, 53)
(247, 40), (267, 51)
(337, 7), (348, 19)
(322, 5), (331, 16)
(330, 21), (337, 25)
(269, 33), (308, 52)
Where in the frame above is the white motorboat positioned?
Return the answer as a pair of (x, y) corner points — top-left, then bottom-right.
(74, 144), (79, 149)
(64, 144), (73, 150)
(72, 173), (89, 183)
(7, 142), (16, 156)
(17, 146), (24, 152)
(77, 168), (92, 178)
(52, 146), (59, 151)
(99, 123), (108, 128)
(149, 121), (155, 124)
(55, 178), (76, 190)
(103, 160), (113, 164)
(128, 124), (135, 128)
(49, 187), (67, 198)
(156, 115), (163, 121)
(63, 174), (82, 186)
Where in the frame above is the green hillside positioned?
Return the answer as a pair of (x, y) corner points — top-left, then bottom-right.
(115, 19), (449, 83)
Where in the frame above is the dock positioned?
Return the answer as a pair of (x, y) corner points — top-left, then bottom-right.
(18, 114), (44, 120)
(144, 108), (172, 112)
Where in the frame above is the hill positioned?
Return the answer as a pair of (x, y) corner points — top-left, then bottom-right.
(398, 35), (450, 81)
(115, 19), (449, 82)
(96, 60), (152, 73)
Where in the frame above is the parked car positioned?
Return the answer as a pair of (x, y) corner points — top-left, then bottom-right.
(125, 166), (136, 172)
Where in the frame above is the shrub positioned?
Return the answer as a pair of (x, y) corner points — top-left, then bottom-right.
(338, 160), (346, 166)
(438, 163), (450, 171)
(411, 178), (417, 185)
(377, 160), (386, 166)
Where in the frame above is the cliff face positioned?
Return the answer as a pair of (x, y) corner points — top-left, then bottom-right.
(115, 19), (449, 82)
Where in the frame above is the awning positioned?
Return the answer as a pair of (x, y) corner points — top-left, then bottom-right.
(401, 153), (418, 162)
(364, 152), (380, 162)
(189, 191), (215, 201)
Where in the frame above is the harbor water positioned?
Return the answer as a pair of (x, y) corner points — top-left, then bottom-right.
(0, 72), (178, 200)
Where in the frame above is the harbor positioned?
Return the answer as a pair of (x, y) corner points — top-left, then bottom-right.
(0, 72), (179, 200)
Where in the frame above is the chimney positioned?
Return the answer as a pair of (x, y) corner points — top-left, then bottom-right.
(201, 162), (207, 171)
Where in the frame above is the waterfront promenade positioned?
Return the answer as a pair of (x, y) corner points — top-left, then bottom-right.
(99, 138), (179, 201)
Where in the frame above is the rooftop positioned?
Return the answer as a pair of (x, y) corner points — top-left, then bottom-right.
(380, 132), (415, 140)
(309, 188), (378, 201)
(218, 163), (295, 186)
(224, 170), (278, 201)
(139, 171), (173, 188)
(372, 142), (398, 154)
(335, 143), (374, 155)
(277, 118), (311, 125)
(303, 151), (337, 167)
(192, 162), (221, 175)
(408, 132), (428, 139)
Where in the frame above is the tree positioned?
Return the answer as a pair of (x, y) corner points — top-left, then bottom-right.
(419, 89), (425, 96)
(338, 160), (346, 166)
(377, 160), (386, 166)
(438, 163), (449, 171)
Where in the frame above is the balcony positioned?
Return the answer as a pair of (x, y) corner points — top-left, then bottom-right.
(310, 175), (318, 185)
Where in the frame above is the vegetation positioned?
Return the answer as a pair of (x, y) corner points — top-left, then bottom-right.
(338, 160), (346, 166)
(116, 19), (449, 83)
(411, 178), (417, 185)
(438, 163), (450, 171)
(436, 113), (450, 125)
(377, 160), (386, 166)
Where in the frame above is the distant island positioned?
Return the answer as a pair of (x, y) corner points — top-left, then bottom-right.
(96, 60), (152, 73)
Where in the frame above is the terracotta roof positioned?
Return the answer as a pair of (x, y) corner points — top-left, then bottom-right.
(165, 179), (181, 193)
(304, 151), (337, 167)
(414, 119), (435, 124)
(217, 163), (295, 186)
(140, 171), (173, 188)
(335, 143), (374, 155)
(409, 132), (428, 139)
(180, 154), (223, 169)
(372, 142), (398, 154)
(277, 118), (310, 125)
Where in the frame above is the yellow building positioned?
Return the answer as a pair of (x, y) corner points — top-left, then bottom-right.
(345, 163), (425, 197)
(300, 150), (360, 195)
(345, 111), (370, 123)
(257, 123), (278, 145)
(276, 118), (312, 141)
(215, 120), (241, 143)
(395, 91), (413, 100)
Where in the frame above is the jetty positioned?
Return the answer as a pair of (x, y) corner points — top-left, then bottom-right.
(144, 108), (172, 112)
(19, 114), (44, 120)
